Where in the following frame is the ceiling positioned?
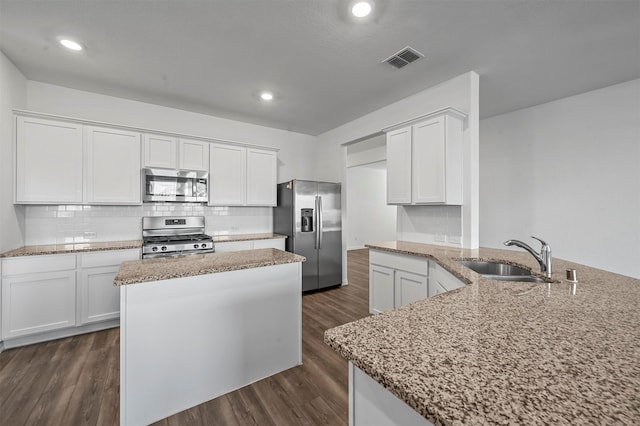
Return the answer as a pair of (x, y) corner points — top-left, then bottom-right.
(1, 1), (638, 136)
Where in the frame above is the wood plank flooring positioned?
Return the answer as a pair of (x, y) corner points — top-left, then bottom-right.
(0, 249), (370, 426)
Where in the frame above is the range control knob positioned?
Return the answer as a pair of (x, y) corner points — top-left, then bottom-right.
(152, 246), (158, 252)
(161, 246), (167, 251)
(201, 243), (207, 248)
(193, 244), (200, 249)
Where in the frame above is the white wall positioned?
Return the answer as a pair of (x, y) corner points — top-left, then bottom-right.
(316, 71), (480, 249)
(0, 51), (27, 253)
(346, 164), (396, 250)
(480, 79), (640, 278)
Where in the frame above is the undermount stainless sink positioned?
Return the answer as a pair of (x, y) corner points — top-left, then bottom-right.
(457, 260), (546, 283)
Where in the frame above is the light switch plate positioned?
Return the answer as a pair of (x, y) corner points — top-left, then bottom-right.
(449, 236), (461, 244)
(435, 234), (447, 242)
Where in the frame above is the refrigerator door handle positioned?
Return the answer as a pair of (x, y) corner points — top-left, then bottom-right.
(318, 195), (323, 249)
(314, 196), (320, 249)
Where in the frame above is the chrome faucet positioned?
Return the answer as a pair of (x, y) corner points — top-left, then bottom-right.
(503, 236), (552, 277)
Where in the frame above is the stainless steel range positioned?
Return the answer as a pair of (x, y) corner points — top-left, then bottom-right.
(142, 216), (215, 259)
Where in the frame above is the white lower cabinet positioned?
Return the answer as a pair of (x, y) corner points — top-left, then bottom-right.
(429, 262), (465, 296)
(1, 248), (140, 347)
(369, 250), (429, 314)
(78, 249), (140, 324)
(214, 238), (285, 253)
(2, 269), (77, 339)
(395, 270), (429, 307)
(369, 249), (466, 314)
(370, 264), (395, 314)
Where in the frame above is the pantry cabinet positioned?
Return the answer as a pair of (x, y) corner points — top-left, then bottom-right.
(385, 108), (466, 205)
(15, 116), (84, 204)
(209, 144), (277, 206)
(85, 126), (141, 204)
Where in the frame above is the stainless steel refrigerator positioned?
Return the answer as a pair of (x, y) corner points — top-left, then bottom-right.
(274, 180), (342, 292)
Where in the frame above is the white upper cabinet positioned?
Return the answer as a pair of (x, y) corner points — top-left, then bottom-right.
(85, 126), (141, 205)
(209, 144), (277, 206)
(385, 108), (465, 205)
(386, 127), (412, 204)
(209, 143), (247, 206)
(178, 138), (209, 171)
(246, 148), (277, 206)
(16, 116), (84, 204)
(143, 134), (177, 169)
(143, 135), (209, 172)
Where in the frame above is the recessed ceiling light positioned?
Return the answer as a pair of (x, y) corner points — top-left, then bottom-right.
(351, 1), (372, 18)
(260, 92), (274, 101)
(60, 39), (83, 51)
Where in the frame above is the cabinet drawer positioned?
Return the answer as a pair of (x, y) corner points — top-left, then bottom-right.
(79, 249), (140, 268)
(369, 250), (429, 276)
(2, 254), (76, 276)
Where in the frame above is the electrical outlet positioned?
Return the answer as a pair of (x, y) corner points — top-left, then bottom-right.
(449, 236), (461, 245)
(84, 231), (97, 239)
(435, 234), (447, 242)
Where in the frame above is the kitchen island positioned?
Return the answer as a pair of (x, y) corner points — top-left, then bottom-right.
(115, 248), (305, 426)
(325, 241), (640, 425)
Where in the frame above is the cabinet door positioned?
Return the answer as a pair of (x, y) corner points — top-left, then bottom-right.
(85, 126), (141, 204)
(395, 270), (428, 307)
(246, 148), (277, 206)
(370, 264), (394, 314)
(79, 265), (121, 324)
(412, 117), (445, 203)
(386, 127), (412, 204)
(143, 134), (177, 169)
(2, 271), (77, 338)
(179, 139), (209, 171)
(15, 116), (83, 204)
(428, 263), (465, 297)
(209, 144), (246, 206)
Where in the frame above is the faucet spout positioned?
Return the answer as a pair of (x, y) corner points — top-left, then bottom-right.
(503, 236), (552, 277)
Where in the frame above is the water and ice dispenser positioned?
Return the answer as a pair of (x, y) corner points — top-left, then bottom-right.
(301, 208), (314, 232)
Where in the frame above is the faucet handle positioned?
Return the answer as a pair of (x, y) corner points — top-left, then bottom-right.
(530, 236), (548, 247)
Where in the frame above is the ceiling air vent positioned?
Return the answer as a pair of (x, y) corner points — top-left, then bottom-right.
(383, 46), (424, 69)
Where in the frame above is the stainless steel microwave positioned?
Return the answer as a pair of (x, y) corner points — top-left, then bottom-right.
(142, 168), (208, 203)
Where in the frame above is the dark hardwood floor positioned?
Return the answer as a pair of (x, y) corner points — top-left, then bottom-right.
(0, 249), (370, 425)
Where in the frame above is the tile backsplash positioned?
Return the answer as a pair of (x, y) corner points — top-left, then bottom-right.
(396, 205), (462, 246)
(24, 204), (273, 245)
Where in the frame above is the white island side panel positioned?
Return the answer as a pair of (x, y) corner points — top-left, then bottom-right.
(120, 262), (302, 426)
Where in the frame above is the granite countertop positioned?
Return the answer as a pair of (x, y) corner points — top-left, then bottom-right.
(0, 240), (142, 257)
(114, 248), (305, 286)
(211, 233), (287, 243)
(324, 241), (640, 425)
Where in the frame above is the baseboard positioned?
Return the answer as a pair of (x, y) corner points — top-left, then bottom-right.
(2, 319), (120, 350)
